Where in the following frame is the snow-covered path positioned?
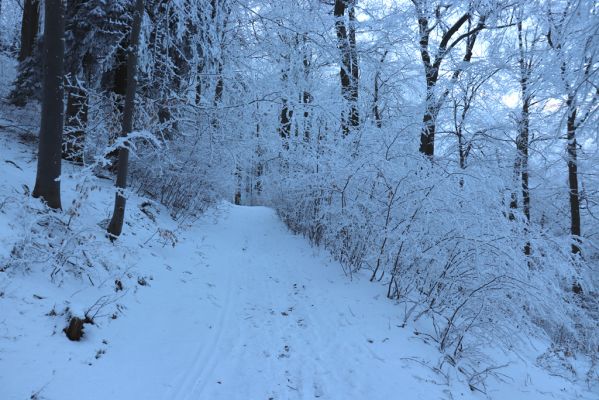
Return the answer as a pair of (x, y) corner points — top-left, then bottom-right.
(145, 204), (447, 400)
(3, 199), (594, 400)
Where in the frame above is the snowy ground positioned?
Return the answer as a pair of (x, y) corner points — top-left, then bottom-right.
(0, 127), (597, 399)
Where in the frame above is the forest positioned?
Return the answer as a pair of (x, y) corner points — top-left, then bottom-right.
(0, 0), (598, 399)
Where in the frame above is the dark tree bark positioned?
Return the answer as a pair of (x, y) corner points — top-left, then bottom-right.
(348, 3), (359, 128)
(301, 34), (313, 140)
(279, 99), (293, 139)
(546, 12), (591, 256)
(32, 0), (66, 210)
(278, 35), (312, 140)
(373, 50), (387, 129)
(9, 0), (41, 106)
(18, 0), (40, 62)
(209, 0), (230, 128)
(566, 103), (581, 255)
(334, 0), (359, 134)
(515, 20), (532, 256)
(104, 43), (128, 168)
(112, 46), (129, 97)
(211, 0), (225, 105)
(517, 98), (531, 255)
(107, 0), (145, 238)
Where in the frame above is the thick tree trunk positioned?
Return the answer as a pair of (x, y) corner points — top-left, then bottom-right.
(566, 107), (581, 255)
(32, 0), (65, 209)
(107, 0), (145, 238)
(419, 85), (437, 156)
(104, 45), (128, 168)
(18, 0), (40, 62)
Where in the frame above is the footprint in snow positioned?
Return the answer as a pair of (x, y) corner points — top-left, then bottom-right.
(278, 345), (290, 359)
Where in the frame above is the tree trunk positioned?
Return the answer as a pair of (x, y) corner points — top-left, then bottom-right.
(105, 44), (128, 169)
(566, 106), (581, 255)
(419, 84), (437, 156)
(414, 7), (484, 157)
(334, 0), (359, 134)
(0, 2), (3, 48)
(107, 0), (145, 238)
(516, 19), (532, 256)
(348, 2), (359, 129)
(211, 60), (224, 128)
(373, 51), (387, 129)
(517, 97), (531, 256)
(209, 0), (229, 128)
(32, 0), (65, 210)
(10, 0), (41, 106)
(18, 0), (40, 62)
(279, 99), (292, 139)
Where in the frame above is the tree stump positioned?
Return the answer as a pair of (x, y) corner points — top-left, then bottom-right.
(64, 316), (84, 341)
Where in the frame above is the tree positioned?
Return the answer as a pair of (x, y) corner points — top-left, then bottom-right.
(372, 50), (387, 129)
(412, 0), (486, 157)
(334, 0), (359, 134)
(547, 0), (598, 255)
(107, 0), (145, 238)
(9, 0), (41, 106)
(62, 0), (94, 163)
(18, 0), (39, 63)
(512, 16), (541, 257)
(32, 0), (66, 209)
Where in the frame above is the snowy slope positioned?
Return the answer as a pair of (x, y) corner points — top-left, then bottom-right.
(0, 132), (597, 400)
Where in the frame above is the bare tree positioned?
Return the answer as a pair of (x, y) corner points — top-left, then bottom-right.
(511, 17), (541, 257)
(373, 50), (387, 129)
(335, 0), (359, 134)
(412, 0), (486, 157)
(547, 1), (598, 255)
(107, 0), (145, 238)
(32, 0), (66, 209)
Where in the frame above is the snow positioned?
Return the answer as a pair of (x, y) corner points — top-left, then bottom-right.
(0, 132), (597, 400)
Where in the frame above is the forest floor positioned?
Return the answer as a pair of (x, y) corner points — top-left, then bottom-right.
(0, 130), (597, 400)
